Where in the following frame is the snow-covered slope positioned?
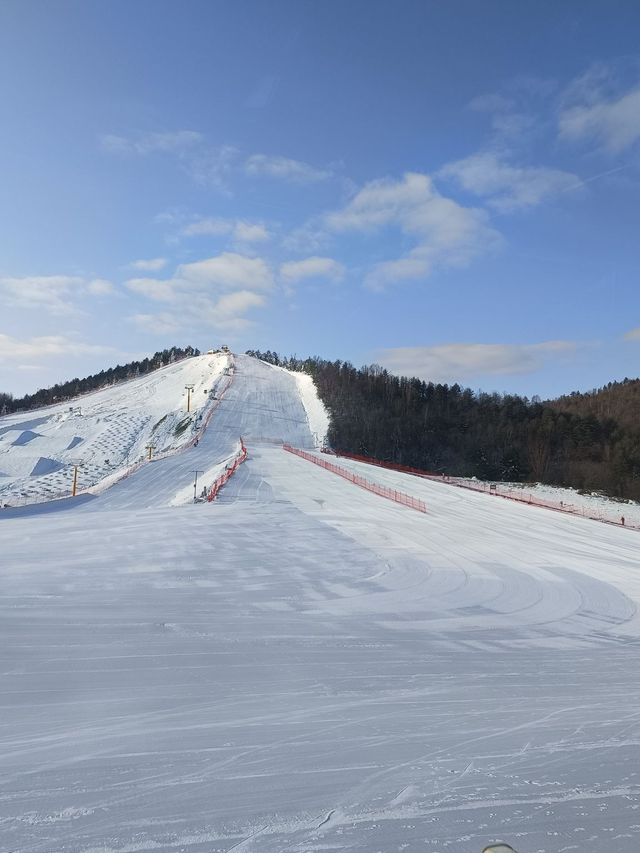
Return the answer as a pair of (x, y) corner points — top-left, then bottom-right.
(2, 354), (640, 853)
(0, 352), (229, 505)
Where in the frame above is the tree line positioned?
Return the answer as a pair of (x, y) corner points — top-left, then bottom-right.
(247, 350), (640, 501)
(0, 346), (200, 415)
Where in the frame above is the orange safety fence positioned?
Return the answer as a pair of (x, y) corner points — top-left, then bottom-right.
(331, 450), (638, 532)
(207, 438), (247, 501)
(283, 445), (427, 514)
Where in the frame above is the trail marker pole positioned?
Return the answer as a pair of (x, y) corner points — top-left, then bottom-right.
(192, 469), (204, 502)
(72, 464), (79, 496)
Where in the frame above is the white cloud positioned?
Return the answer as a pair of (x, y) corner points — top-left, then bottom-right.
(233, 221), (270, 243)
(128, 313), (182, 335)
(623, 327), (640, 341)
(0, 275), (114, 315)
(439, 151), (579, 212)
(125, 253), (272, 334)
(126, 277), (177, 302)
(378, 341), (577, 384)
(129, 258), (168, 272)
(366, 255), (431, 290)
(245, 153), (332, 183)
(180, 217), (270, 243)
(178, 253), (274, 291)
(324, 172), (500, 289)
(215, 290), (265, 317)
(180, 218), (232, 238)
(0, 333), (115, 363)
(559, 84), (640, 152)
(280, 256), (345, 284)
(86, 278), (115, 295)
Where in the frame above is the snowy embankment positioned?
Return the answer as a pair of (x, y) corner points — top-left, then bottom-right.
(457, 477), (640, 527)
(3, 354), (640, 853)
(291, 370), (330, 446)
(0, 352), (229, 506)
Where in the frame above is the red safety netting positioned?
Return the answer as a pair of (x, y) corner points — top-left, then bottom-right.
(207, 439), (247, 501)
(283, 445), (427, 514)
(332, 450), (638, 532)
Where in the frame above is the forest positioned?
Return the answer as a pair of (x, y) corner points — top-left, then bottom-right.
(247, 349), (640, 501)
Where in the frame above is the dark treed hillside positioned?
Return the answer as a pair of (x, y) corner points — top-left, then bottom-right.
(549, 378), (640, 431)
(248, 350), (640, 501)
(0, 346), (200, 415)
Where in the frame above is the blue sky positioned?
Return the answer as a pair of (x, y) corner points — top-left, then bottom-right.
(2, 0), (640, 398)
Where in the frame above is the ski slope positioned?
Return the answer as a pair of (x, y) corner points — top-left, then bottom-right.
(2, 355), (640, 853)
(0, 352), (229, 506)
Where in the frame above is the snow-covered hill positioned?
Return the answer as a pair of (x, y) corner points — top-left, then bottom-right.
(0, 352), (229, 505)
(2, 354), (640, 853)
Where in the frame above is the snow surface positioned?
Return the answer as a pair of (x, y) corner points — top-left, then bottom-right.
(462, 478), (640, 528)
(0, 353), (229, 506)
(2, 354), (640, 853)
(292, 370), (330, 446)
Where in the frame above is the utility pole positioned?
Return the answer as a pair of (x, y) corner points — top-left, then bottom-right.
(192, 469), (204, 502)
(185, 384), (195, 412)
(145, 443), (156, 461)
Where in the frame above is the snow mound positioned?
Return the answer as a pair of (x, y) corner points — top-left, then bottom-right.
(30, 457), (63, 477)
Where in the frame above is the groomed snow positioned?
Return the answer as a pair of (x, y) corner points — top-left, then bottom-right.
(2, 354), (640, 853)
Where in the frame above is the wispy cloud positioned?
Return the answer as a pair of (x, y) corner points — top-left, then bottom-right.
(280, 256), (345, 284)
(101, 131), (204, 155)
(623, 327), (640, 341)
(245, 153), (332, 183)
(129, 258), (168, 272)
(0, 275), (114, 315)
(102, 130), (334, 191)
(325, 171), (500, 289)
(559, 83), (640, 153)
(101, 130), (238, 189)
(180, 217), (270, 243)
(0, 333), (116, 363)
(128, 313), (182, 336)
(378, 341), (577, 384)
(439, 151), (580, 212)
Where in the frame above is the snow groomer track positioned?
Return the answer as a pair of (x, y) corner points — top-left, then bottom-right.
(3, 354), (640, 853)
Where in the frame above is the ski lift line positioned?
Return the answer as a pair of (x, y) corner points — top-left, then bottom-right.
(283, 445), (427, 514)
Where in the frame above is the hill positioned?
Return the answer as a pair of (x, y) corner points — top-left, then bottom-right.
(549, 377), (640, 431)
(4, 347), (640, 501)
(248, 350), (640, 501)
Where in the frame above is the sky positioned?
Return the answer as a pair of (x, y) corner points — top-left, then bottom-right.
(1, 0), (640, 399)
